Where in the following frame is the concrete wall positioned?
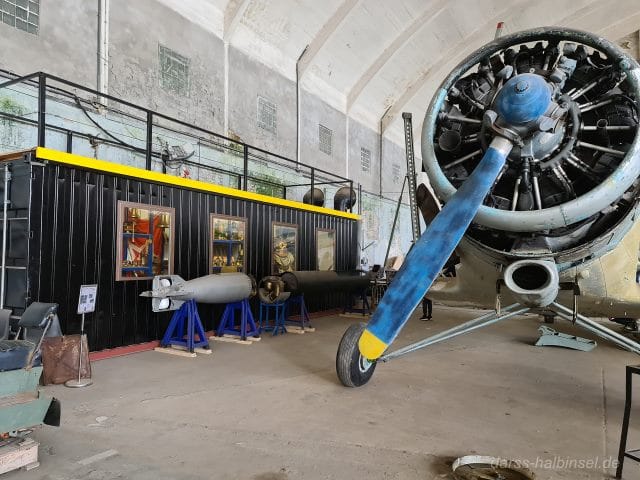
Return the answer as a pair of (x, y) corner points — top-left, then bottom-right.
(227, 46), (296, 157)
(108, 0), (224, 132)
(617, 31), (640, 61)
(0, 0), (97, 86)
(299, 90), (346, 178)
(348, 119), (379, 194)
(381, 138), (408, 200)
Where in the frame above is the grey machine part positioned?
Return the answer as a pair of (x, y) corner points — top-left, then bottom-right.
(333, 186), (357, 211)
(258, 276), (291, 304)
(140, 273), (256, 312)
(452, 455), (534, 480)
(303, 188), (325, 207)
(535, 325), (597, 351)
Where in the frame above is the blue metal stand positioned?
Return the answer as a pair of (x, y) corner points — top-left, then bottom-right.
(344, 289), (371, 316)
(217, 299), (259, 340)
(160, 299), (210, 352)
(285, 294), (311, 329)
(259, 301), (287, 336)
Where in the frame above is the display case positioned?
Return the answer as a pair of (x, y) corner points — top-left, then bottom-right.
(210, 215), (246, 273)
(116, 202), (175, 281)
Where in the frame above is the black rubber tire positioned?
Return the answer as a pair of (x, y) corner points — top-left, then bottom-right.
(336, 322), (376, 387)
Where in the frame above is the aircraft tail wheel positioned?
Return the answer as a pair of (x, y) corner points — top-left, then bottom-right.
(336, 322), (377, 387)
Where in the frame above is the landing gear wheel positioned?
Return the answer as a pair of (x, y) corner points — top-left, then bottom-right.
(336, 322), (376, 387)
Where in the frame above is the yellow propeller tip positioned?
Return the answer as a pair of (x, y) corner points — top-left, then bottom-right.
(358, 329), (388, 360)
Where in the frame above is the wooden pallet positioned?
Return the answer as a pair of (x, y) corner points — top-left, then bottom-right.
(153, 345), (212, 358)
(0, 438), (39, 474)
(285, 325), (316, 333)
(209, 335), (261, 345)
(339, 313), (371, 319)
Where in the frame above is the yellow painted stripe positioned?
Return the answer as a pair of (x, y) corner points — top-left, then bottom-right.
(35, 147), (359, 220)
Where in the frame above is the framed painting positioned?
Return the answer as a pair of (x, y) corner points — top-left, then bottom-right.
(316, 229), (335, 271)
(271, 222), (298, 274)
(116, 201), (175, 281)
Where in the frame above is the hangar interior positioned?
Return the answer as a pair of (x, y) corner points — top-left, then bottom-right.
(2, 1), (640, 479)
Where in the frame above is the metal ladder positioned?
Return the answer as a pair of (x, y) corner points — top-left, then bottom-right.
(402, 112), (420, 243)
(381, 112), (421, 270)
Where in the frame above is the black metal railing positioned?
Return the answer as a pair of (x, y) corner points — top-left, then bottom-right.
(0, 70), (354, 211)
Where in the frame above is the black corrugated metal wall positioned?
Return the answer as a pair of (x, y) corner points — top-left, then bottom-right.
(22, 158), (358, 350)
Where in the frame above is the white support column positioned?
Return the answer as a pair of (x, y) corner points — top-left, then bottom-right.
(345, 115), (350, 179)
(224, 41), (230, 135)
(97, 0), (109, 103)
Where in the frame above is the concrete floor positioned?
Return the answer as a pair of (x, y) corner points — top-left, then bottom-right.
(6, 305), (640, 480)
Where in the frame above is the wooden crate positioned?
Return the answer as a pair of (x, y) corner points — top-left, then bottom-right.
(0, 438), (39, 474)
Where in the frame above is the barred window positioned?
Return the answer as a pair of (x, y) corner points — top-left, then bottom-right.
(392, 163), (401, 184)
(257, 96), (277, 134)
(360, 147), (371, 173)
(1, 0), (39, 35)
(159, 45), (190, 96)
(319, 124), (332, 156)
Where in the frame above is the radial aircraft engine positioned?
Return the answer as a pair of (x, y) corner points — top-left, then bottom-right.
(336, 27), (640, 387)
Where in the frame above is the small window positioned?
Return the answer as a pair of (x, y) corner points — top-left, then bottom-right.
(257, 96), (277, 134)
(319, 124), (332, 156)
(360, 147), (371, 173)
(1, 0), (39, 35)
(159, 45), (190, 96)
(116, 201), (175, 281)
(392, 163), (401, 184)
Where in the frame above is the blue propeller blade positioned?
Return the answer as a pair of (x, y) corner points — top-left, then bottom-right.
(358, 137), (513, 360)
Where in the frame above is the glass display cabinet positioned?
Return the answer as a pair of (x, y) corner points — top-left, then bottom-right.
(116, 201), (175, 281)
(210, 215), (246, 273)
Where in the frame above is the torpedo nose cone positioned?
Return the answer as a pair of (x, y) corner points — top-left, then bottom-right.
(495, 73), (551, 126)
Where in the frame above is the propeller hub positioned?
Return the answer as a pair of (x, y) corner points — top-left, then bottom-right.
(495, 73), (552, 126)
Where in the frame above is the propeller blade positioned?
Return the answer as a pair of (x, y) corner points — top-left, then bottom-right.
(358, 137), (513, 360)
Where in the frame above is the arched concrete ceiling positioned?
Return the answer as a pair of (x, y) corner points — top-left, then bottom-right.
(158, 0), (640, 148)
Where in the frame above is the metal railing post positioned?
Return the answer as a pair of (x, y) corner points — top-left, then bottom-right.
(0, 165), (10, 309)
(349, 180), (354, 213)
(145, 111), (153, 170)
(37, 73), (46, 147)
(310, 167), (315, 199)
(243, 145), (249, 191)
(66, 131), (73, 153)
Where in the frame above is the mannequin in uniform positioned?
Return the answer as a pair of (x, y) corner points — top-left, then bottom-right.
(273, 240), (295, 273)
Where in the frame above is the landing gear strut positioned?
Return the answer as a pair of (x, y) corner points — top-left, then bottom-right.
(336, 303), (640, 387)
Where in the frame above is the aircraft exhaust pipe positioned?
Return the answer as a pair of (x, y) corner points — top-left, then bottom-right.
(503, 259), (559, 307)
